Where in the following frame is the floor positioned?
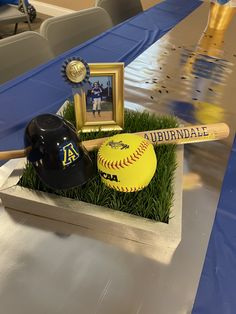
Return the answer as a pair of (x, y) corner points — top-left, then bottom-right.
(0, 12), (50, 39)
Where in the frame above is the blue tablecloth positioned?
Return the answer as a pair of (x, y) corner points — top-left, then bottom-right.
(192, 135), (236, 314)
(0, 0), (202, 155)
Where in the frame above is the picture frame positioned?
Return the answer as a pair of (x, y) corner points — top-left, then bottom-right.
(74, 63), (124, 132)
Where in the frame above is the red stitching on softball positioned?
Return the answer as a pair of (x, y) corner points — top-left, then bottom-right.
(130, 155), (138, 162)
(107, 184), (146, 192)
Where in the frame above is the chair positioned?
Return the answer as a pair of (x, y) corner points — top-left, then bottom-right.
(95, 0), (143, 25)
(39, 7), (113, 56)
(0, 0), (31, 35)
(0, 31), (55, 84)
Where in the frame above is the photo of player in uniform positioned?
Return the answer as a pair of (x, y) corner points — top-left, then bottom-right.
(86, 76), (113, 122)
(91, 82), (103, 116)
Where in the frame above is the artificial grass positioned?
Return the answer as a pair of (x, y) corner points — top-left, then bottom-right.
(18, 105), (178, 223)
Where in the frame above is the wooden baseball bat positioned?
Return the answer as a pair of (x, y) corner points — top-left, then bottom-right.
(0, 123), (229, 160)
(82, 122), (229, 151)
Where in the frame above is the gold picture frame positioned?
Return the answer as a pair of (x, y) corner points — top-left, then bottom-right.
(74, 63), (124, 132)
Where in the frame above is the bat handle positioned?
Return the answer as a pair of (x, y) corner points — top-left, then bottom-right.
(0, 147), (30, 160)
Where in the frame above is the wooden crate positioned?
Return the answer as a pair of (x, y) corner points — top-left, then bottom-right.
(0, 146), (183, 262)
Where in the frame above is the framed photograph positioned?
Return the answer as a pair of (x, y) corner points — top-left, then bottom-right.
(74, 63), (124, 132)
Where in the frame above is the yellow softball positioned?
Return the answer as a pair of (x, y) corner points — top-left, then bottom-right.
(97, 133), (157, 192)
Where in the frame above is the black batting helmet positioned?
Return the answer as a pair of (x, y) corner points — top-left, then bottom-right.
(24, 113), (94, 190)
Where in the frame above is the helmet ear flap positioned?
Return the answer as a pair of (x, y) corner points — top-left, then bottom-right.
(27, 146), (43, 163)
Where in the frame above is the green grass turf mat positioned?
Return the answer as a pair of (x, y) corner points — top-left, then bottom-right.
(18, 106), (178, 223)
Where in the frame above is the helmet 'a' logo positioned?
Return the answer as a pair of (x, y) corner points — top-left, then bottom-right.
(61, 142), (79, 166)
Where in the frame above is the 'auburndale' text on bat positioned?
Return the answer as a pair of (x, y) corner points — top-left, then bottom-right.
(143, 126), (209, 143)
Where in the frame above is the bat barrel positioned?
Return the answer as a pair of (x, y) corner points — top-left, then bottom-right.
(140, 123), (230, 145)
